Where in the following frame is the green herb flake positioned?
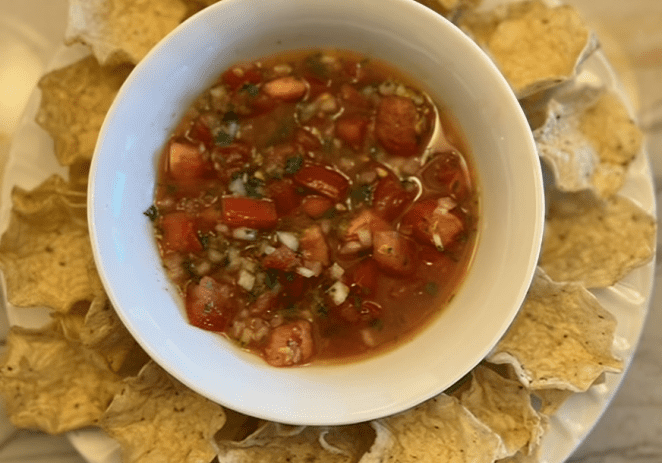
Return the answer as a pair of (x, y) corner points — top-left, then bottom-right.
(215, 130), (234, 146)
(424, 281), (439, 296)
(284, 155), (304, 175)
(265, 269), (279, 289)
(370, 318), (384, 331)
(222, 110), (239, 122)
(317, 303), (328, 318)
(143, 205), (158, 221)
(240, 82), (260, 97)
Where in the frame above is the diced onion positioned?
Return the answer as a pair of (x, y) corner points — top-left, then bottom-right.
(233, 227), (258, 241)
(356, 228), (372, 246)
(296, 267), (317, 278)
(229, 177), (246, 196)
(329, 262), (345, 280)
(328, 281), (349, 306)
(237, 270), (256, 291)
(264, 245), (276, 255)
(277, 231), (299, 251)
(339, 240), (363, 255)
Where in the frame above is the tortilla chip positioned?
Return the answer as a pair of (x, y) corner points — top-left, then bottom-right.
(459, 365), (545, 457)
(362, 394), (503, 463)
(532, 389), (574, 416)
(217, 421), (375, 463)
(534, 91), (642, 198)
(0, 176), (98, 312)
(0, 323), (122, 434)
(35, 56), (132, 167)
(65, 0), (187, 66)
(415, 0), (481, 18)
(100, 361), (226, 463)
(459, 1), (597, 98)
(540, 192), (656, 287)
(488, 268), (623, 392)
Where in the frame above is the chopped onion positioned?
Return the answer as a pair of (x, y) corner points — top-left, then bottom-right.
(237, 270), (256, 291)
(356, 228), (372, 246)
(296, 266), (317, 278)
(328, 262), (345, 280)
(264, 245), (276, 255)
(436, 197), (457, 214)
(232, 227), (257, 241)
(339, 240), (363, 255)
(328, 281), (349, 306)
(277, 231), (299, 251)
(229, 177), (246, 196)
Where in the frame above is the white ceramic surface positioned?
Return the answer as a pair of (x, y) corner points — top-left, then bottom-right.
(87, 0), (543, 425)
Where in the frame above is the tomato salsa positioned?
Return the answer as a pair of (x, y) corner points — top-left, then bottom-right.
(146, 50), (479, 367)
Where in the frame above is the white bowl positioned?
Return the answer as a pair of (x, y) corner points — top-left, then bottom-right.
(88, 0), (544, 425)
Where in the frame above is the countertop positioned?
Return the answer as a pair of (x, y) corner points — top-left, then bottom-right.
(0, 1), (660, 462)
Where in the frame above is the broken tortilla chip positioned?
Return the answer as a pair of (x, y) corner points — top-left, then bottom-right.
(0, 323), (122, 434)
(361, 394), (503, 463)
(65, 0), (188, 65)
(488, 268), (623, 392)
(540, 192), (655, 287)
(217, 421), (375, 463)
(0, 176), (98, 312)
(532, 389), (575, 416)
(459, 365), (545, 457)
(459, 0), (597, 98)
(100, 361), (226, 463)
(35, 56), (132, 167)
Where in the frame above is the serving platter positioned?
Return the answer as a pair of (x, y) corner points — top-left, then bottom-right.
(0, 3), (656, 463)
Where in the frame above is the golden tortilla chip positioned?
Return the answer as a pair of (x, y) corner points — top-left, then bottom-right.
(532, 389), (574, 416)
(217, 421), (374, 463)
(460, 1), (597, 98)
(540, 192), (655, 287)
(534, 90), (642, 198)
(100, 361), (226, 463)
(459, 365), (545, 457)
(35, 56), (132, 167)
(0, 323), (122, 434)
(488, 268), (623, 392)
(362, 394), (503, 463)
(0, 176), (98, 313)
(65, 0), (188, 66)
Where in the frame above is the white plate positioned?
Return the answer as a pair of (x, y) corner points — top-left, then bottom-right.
(0, 25), (655, 463)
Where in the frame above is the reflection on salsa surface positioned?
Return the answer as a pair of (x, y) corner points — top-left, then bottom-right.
(147, 49), (479, 367)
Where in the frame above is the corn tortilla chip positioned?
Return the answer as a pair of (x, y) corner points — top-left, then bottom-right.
(217, 421), (375, 463)
(65, 0), (187, 66)
(361, 394), (503, 463)
(540, 192), (655, 288)
(488, 268), (623, 392)
(459, 365), (545, 457)
(532, 389), (574, 416)
(100, 361), (226, 463)
(0, 176), (98, 313)
(460, 1), (597, 98)
(35, 56), (132, 167)
(0, 323), (122, 434)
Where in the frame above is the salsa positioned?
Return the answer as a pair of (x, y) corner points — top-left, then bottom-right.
(147, 50), (479, 367)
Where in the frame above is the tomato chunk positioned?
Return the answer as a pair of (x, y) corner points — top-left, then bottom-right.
(168, 141), (209, 180)
(348, 258), (379, 296)
(335, 116), (369, 150)
(221, 197), (278, 229)
(263, 245), (301, 271)
(372, 173), (416, 221)
(222, 65), (262, 90)
(266, 179), (302, 216)
(262, 76), (307, 101)
(292, 163), (350, 202)
(159, 212), (202, 253)
(263, 320), (314, 367)
(375, 95), (420, 157)
(400, 198), (464, 250)
(372, 230), (418, 276)
(186, 277), (237, 331)
(301, 195), (333, 219)
(300, 225), (330, 267)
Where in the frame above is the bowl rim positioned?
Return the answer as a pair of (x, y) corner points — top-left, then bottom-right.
(88, 0), (544, 425)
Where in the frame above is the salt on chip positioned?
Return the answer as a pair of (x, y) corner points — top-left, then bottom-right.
(540, 192), (655, 288)
(65, 0), (187, 66)
(0, 176), (98, 313)
(0, 323), (122, 434)
(361, 394), (503, 463)
(488, 268), (623, 392)
(100, 361), (226, 463)
(35, 56), (132, 167)
(534, 91), (642, 198)
(217, 421), (374, 463)
(459, 365), (545, 457)
(459, 0), (597, 98)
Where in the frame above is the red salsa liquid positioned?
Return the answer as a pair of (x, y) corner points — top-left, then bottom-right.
(147, 50), (479, 367)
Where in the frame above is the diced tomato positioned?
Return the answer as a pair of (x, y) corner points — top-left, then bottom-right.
(301, 195), (333, 219)
(263, 245), (301, 271)
(211, 141), (252, 181)
(337, 292), (382, 324)
(348, 258), (379, 296)
(249, 290), (279, 314)
(372, 173), (416, 221)
(186, 276), (237, 331)
(292, 163), (350, 202)
(263, 320), (314, 367)
(167, 141), (209, 180)
(343, 209), (391, 242)
(198, 206), (223, 232)
(420, 150), (471, 201)
(335, 116), (369, 151)
(279, 273), (309, 303)
(263, 143), (296, 178)
(338, 84), (371, 113)
(300, 225), (329, 266)
(400, 198), (464, 249)
(266, 179), (302, 216)
(159, 212), (202, 253)
(372, 230), (418, 276)
(262, 76), (307, 101)
(221, 197), (278, 229)
(293, 127), (322, 152)
(375, 95), (420, 157)
(188, 114), (217, 148)
(222, 65), (262, 90)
